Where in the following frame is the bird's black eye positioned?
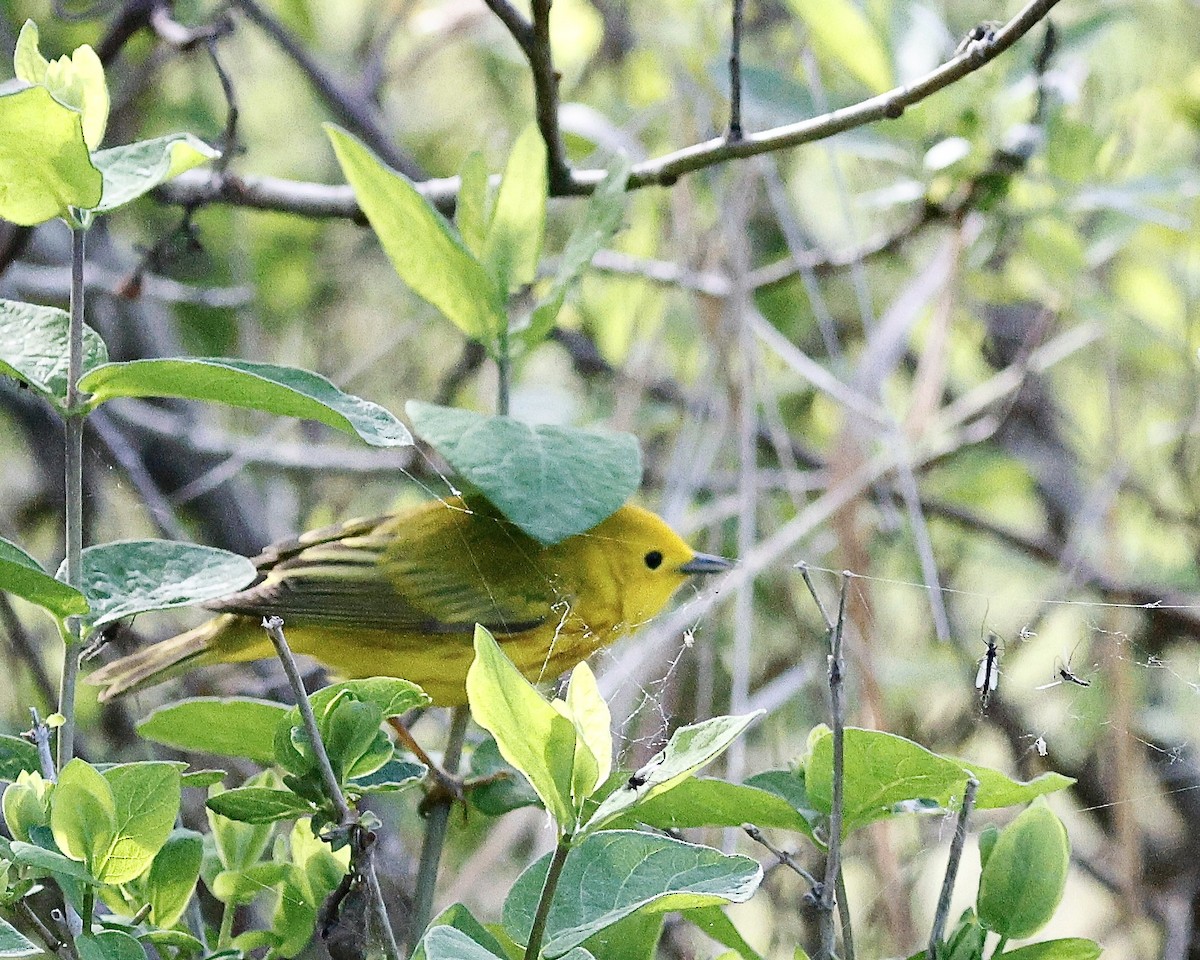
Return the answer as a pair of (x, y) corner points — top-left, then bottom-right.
(644, 550), (663, 570)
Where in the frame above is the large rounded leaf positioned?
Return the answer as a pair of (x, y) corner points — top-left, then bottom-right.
(0, 299), (108, 412)
(407, 401), (641, 544)
(977, 802), (1070, 939)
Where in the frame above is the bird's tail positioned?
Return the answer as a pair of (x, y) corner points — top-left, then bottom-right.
(87, 616), (233, 701)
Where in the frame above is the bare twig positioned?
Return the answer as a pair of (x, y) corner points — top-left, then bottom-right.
(156, 0), (1063, 214)
(16, 900), (77, 960)
(28, 708), (56, 781)
(743, 824), (820, 888)
(818, 575), (851, 960)
(728, 0), (744, 140)
(926, 777), (980, 960)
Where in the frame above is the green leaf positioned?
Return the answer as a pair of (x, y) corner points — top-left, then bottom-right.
(137, 697), (288, 764)
(207, 776), (277, 873)
(466, 625), (577, 829)
(93, 134), (220, 212)
(206, 788), (315, 825)
(98, 762), (182, 884)
(977, 803), (1070, 939)
(135, 931), (204, 957)
(306, 678), (430, 720)
(420, 927), (506, 960)
(180, 769), (227, 788)
(146, 829), (203, 928)
(995, 939), (1103, 960)
(407, 401), (642, 545)
(0, 85), (102, 224)
(565, 662), (611, 807)
(65, 540), (257, 631)
(347, 758), (426, 794)
(804, 728), (1074, 838)
(8, 839), (100, 884)
(481, 124), (547, 296)
(683, 906), (765, 960)
(0, 536), (89, 621)
(579, 910), (663, 960)
(0, 916), (39, 958)
(75, 932), (144, 960)
(14, 21), (108, 151)
(50, 759), (117, 878)
(412, 905), (509, 960)
(325, 125), (504, 346)
(79, 358), (411, 448)
(585, 713), (761, 833)
(604, 776), (817, 839)
(0, 736), (40, 782)
(504, 831), (761, 958)
(524, 153), (630, 344)
(0, 299), (108, 413)
(787, 0), (893, 93)
(466, 736), (542, 816)
(457, 151), (492, 257)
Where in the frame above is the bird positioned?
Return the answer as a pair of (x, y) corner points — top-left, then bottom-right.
(88, 495), (731, 706)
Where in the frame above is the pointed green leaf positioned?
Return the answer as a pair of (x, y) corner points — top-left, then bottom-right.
(787, 0), (892, 92)
(51, 759), (118, 876)
(0, 916), (40, 958)
(585, 713), (761, 833)
(205, 788), (315, 825)
(0, 85), (101, 224)
(136, 697), (288, 764)
(482, 124), (547, 295)
(524, 153), (630, 344)
(0, 535), (88, 620)
(62, 540), (257, 630)
(79, 358), (411, 447)
(412, 905), (509, 960)
(421, 927), (506, 960)
(305, 678), (430, 719)
(457, 151), (492, 257)
(407, 401), (641, 544)
(325, 125), (504, 345)
(993, 939), (1102, 960)
(565, 662), (611, 806)
(504, 831), (761, 958)
(93, 134), (220, 212)
(466, 625), (577, 828)
(0, 299), (108, 412)
(15, 21), (108, 150)
(146, 829), (203, 928)
(9, 840), (101, 885)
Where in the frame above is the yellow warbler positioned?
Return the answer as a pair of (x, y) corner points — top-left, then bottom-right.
(89, 495), (730, 705)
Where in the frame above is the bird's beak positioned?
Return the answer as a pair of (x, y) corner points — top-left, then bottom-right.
(679, 553), (734, 575)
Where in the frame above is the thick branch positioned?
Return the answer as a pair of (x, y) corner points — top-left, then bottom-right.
(154, 0), (1062, 216)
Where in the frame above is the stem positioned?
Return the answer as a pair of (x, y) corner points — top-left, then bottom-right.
(29, 708), (56, 781)
(926, 777), (980, 960)
(409, 706), (470, 947)
(217, 902), (235, 949)
(524, 838), (572, 960)
(728, 0), (744, 139)
(58, 227), (87, 770)
(15, 902), (77, 960)
(365, 859), (403, 960)
(835, 866), (855, 960)
(496, 327), (511, 416)
(262, 617), (353, 823)
(817, 575), (850, 960)
(80, 891), (93, 935)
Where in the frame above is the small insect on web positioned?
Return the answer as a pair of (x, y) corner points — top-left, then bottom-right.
(1035, 639), (1092, 690)
(976, 632), (1001, 711)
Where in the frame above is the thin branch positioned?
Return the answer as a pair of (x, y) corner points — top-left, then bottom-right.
(479, 0), (534, 49)
(262, 616), (353, 824)
(523, 838), (572, 960)
(154, 0), (1062, 215)
(743, 824), (820, 888)
(728, 0), (744, 140)
(926, 777), (980, 959)
(818, 575), (851, 960)
(15, 900), (77, 960)
(29, 708), (56, 781)
(231, 0), (423, 179)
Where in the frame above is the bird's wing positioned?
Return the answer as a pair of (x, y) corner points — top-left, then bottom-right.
(207, 505), (550, 635)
